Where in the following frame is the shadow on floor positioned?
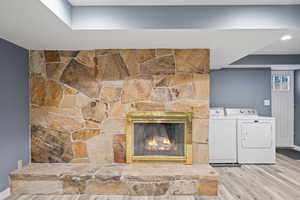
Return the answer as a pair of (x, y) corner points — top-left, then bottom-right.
(276, 148), (300, 160)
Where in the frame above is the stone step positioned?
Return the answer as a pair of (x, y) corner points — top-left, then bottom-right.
(10, 163), (218, 196)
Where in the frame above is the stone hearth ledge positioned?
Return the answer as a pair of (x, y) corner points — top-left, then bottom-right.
(10, 163), (218, 196)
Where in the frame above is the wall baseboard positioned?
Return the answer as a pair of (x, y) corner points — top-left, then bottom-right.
(0, 188), (10, 200)
(294, 145), (300, 152)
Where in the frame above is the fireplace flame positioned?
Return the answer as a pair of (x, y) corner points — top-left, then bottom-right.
(145, 136), (177, 151)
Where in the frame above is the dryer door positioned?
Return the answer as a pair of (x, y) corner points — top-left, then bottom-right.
(237, 119), (275, 164)
(240, 120), (272, 149)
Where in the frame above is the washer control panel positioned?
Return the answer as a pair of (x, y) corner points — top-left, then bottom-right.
(210, 107), (225, 116)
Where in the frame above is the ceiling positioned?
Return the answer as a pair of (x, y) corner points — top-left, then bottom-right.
(68, 0), (300, 6)
(254, 33), (300, 54)
(0, 0), (299, 69)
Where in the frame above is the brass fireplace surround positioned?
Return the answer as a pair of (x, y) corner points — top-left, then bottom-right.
(126, 112), (192, 164)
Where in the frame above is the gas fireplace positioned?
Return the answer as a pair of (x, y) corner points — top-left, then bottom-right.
(126, 112), (192, 164)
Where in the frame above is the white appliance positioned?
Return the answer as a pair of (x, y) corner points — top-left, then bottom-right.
(209, 108), (276, 164)
(209, 108), (237, 163)
(227, 108), (276, 164)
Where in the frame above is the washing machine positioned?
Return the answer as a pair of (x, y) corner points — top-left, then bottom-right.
(226, 108), (276, 164)
(209, 108), (237, 163)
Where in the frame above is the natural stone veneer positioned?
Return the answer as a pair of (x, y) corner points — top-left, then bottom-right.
(10, 163), (218, 196)
(29, 49), (210, 164)
(31, 125), (73, 163)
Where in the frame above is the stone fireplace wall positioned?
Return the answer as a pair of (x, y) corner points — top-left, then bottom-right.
(30, 49), (209, 164)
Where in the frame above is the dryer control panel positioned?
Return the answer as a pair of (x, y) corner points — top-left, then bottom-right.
(226, 108), (257, 116)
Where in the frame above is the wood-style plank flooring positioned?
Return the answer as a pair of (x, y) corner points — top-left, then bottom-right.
(7, 151), (300, 200)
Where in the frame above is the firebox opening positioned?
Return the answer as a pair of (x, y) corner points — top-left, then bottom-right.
(134, 123), (185, 157)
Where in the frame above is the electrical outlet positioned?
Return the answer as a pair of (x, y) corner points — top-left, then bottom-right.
(17, 160), (23, 169)
(264, 99), (270, 106)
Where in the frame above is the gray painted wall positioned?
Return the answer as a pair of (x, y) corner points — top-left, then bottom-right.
(294, 70), (300, 146)
(232, 54), (300, 65)
(0, 39), (29, 191)
(210, 68), (271, 116)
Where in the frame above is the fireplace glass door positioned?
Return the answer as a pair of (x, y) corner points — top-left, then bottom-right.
(134, 123), (185, 157)
(126, 112), (192, 164)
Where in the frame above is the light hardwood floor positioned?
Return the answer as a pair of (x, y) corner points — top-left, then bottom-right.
(6, 152), (300, 200)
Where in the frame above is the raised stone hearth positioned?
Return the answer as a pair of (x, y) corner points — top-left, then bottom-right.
(10, 163), (218, 196)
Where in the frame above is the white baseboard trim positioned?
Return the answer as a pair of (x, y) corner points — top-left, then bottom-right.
(294, 145), (300, 152)
(0, 188), (10, 200)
